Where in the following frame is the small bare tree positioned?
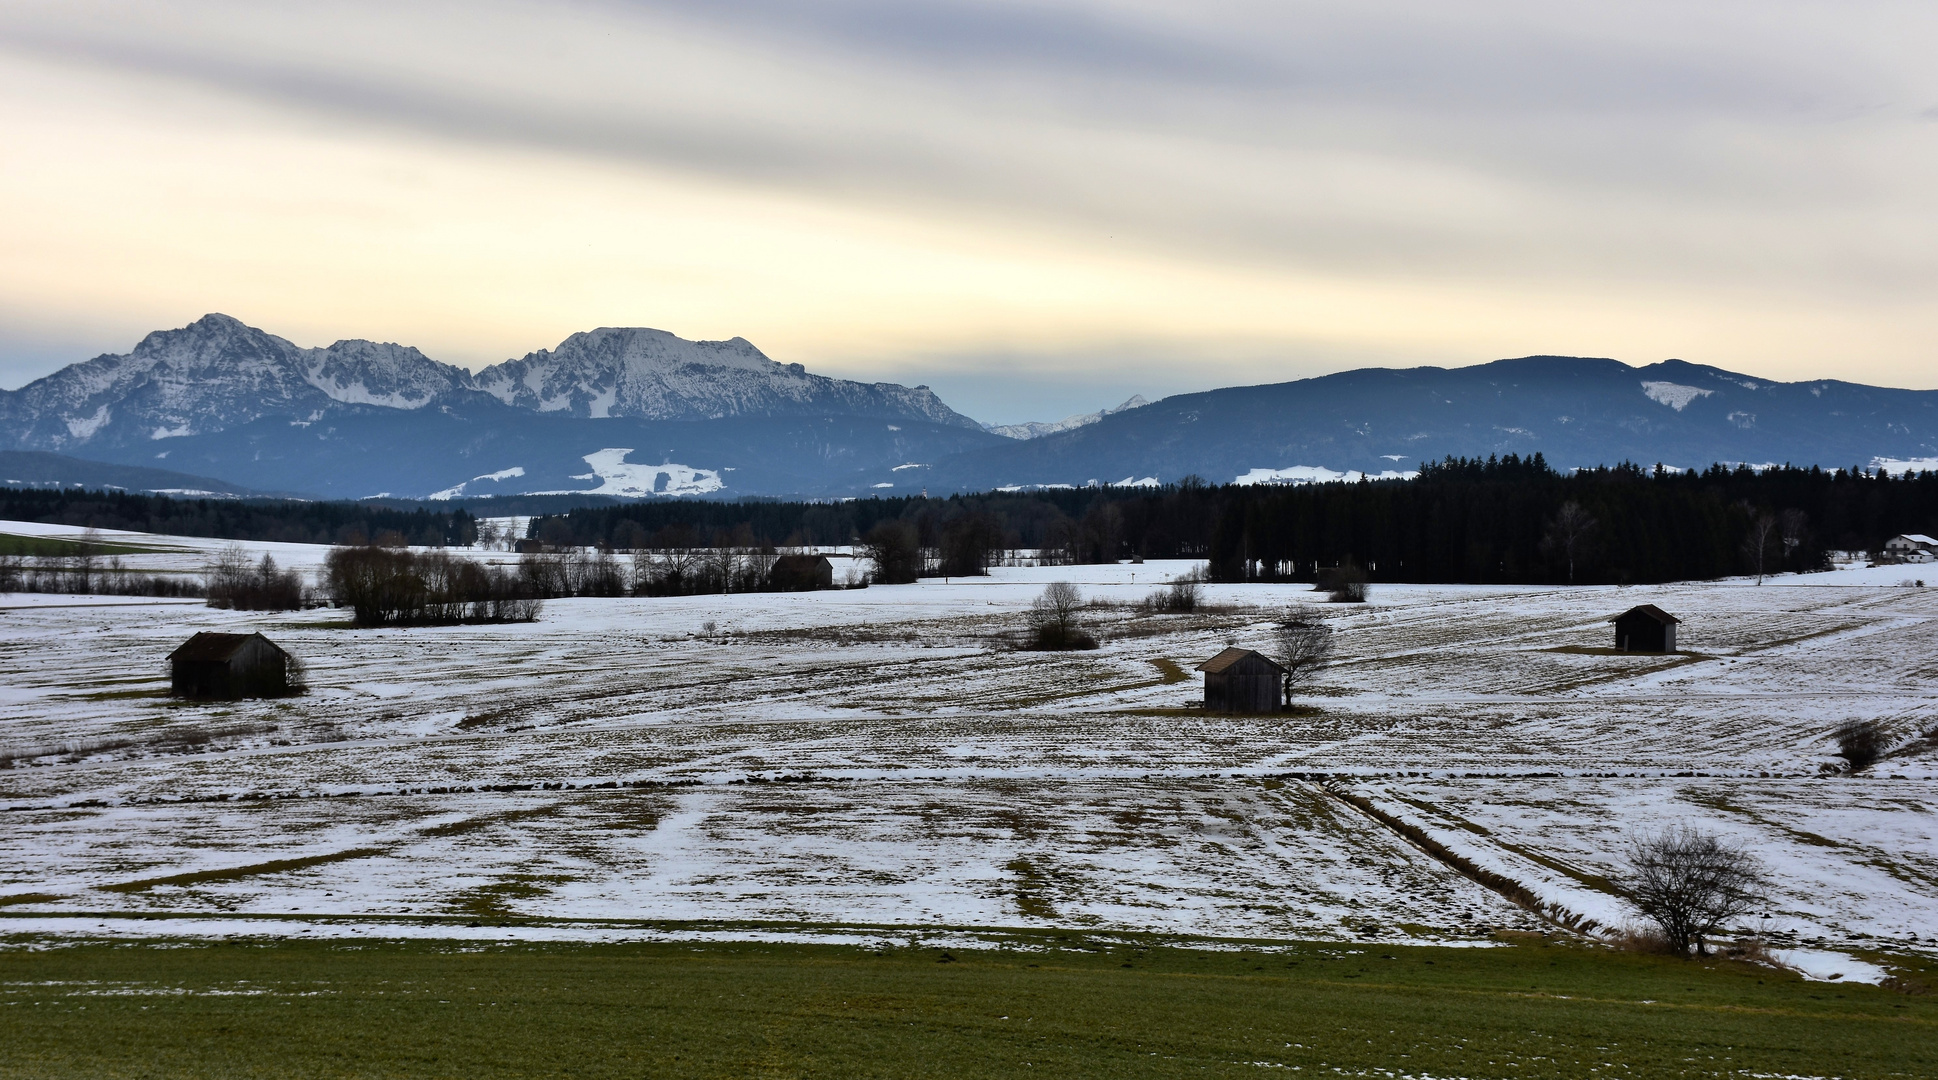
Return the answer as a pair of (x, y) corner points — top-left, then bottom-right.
(1028, 581), (1093, 649)
(1624, 826), (1769, 956)
(1541, 500), (1597, 584)
(1742, 510), (1779, 584)
(1779, 508), (1809, 563)
(1274, 604), (1334, 698)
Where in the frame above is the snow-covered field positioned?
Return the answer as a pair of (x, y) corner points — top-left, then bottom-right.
(2, 522), (1934, 982)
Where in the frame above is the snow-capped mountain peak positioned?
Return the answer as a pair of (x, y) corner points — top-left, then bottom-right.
(986, 394), (1150, 440)
(471, 326), (981, 427)
(303, 339), (469, 409)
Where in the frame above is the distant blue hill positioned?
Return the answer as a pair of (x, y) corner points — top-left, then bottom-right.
(902, 357), (1938, 493)
(0, 451), (291, 499)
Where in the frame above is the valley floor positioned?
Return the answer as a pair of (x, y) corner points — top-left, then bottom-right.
(1, 525), (1935, 988)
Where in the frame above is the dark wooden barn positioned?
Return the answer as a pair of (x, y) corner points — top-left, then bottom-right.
(1195, 647), (1286, 714)
(1611, 605), (1680, 653)
(768, 554), (835, 591)
(167, 632), (293, 699)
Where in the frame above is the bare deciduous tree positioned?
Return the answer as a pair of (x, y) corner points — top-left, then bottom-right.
(1541, 500), (1597, 584)
(1274, 604), (1334, 697)
(1028, 581), (1094, 649)
(1779, 508), (1809, 562)
(862, 520), (922, 585)
(1624, 826), (1769, 956)
(1743, 510), (1779, 584)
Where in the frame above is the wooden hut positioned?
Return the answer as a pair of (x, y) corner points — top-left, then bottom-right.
(1610, 605), (1679, 653)
(167, 632), (293, 699)
(1195, 647), (1286, 714)
(768, 554), (835, 591)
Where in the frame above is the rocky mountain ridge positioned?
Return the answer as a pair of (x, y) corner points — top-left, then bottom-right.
(0, 314), (980, 457)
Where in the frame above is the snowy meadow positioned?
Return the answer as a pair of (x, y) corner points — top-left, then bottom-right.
(1, 521), (1934, 983)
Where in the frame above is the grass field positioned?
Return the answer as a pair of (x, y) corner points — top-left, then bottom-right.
(3, 934), (1934, 1079)
(0, 533), (164, 558)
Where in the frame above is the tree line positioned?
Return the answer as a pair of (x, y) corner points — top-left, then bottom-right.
(0, 487), (478, 547)
(527, 457), (1938, 585)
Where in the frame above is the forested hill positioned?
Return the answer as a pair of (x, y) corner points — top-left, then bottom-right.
(533, 457), (1938, 586)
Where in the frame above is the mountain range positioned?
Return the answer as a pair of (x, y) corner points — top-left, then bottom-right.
(2, 314), (1934, 500)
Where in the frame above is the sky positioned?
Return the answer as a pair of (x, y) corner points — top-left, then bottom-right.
(1, 1), (1935, 424)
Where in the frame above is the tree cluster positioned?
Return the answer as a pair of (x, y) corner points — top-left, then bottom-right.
(323, 547), (542, 627)
(205, 547), (306, 610)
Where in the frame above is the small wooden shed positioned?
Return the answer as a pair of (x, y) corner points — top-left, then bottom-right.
(1196, 647), (1286, 714)
(167, 632), (292, 699)
(1611, 605), (1679, 653)
(768, 553), (835, 591)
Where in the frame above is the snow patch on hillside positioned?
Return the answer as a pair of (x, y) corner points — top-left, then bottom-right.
(65, 405), (110, 439)
(1641, 381), (1713, 411)
(551, 448), (722, 497)
(1234, 466), (1416, 485)
(1874, 457), (1938, 476)
(426, 467), (528, 501)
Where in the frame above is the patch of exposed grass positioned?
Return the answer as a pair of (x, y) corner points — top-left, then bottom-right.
(0, 534), (164, 558)
(448, 874), (571, 920)
(96, 848), (388, 894)
(1006, 857), (1059, 921)
(1149, 658), (1189, 684)
(0, 936), (1933, 1079)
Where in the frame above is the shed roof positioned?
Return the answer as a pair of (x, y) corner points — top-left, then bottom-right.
(167, 631), (286, 663)
(1195, 647), (1286, 675)
(771, 554), (832, 569)
(1608, 604), (1680, 625)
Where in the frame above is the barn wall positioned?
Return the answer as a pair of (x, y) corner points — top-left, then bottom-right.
(1205, 657), (1282, 713)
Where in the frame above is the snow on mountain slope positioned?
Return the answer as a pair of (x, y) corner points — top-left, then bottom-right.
(985, 395), (1149, 440)
(0, 316), (986, 464)
(0, 314), (470, 453)
(303, 338), (469, 409)
(472, 327), (982, 428)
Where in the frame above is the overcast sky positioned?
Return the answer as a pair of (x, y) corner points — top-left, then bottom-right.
(1, 0), (1934, 422)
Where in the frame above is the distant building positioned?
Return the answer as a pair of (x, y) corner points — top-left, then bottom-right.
(1195, 647), (1286, 714)
(167, 632), (294, 699)
(1883, 535), (1938, 563)
(768, 553), (836, 591)
(1610, 605), (1679, 654)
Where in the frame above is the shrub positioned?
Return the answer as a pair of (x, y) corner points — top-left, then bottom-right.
(1833, 719), (1890, 771)
(1317, 559), (1368, 603)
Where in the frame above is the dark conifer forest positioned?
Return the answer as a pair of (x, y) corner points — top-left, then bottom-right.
(530, 456), (1938, 585)
(0, 488), (477, 547)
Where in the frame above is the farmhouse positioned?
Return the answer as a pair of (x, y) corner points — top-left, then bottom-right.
(1195, 647), (1286, 714)
(1610, 605), (1679, 653)
(768, 553), (835, 591)
(167, 632), (294, 699)
(1883, 534), (1938, 563)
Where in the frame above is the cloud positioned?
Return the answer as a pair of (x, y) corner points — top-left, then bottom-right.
(0, 0), (1934, 389)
